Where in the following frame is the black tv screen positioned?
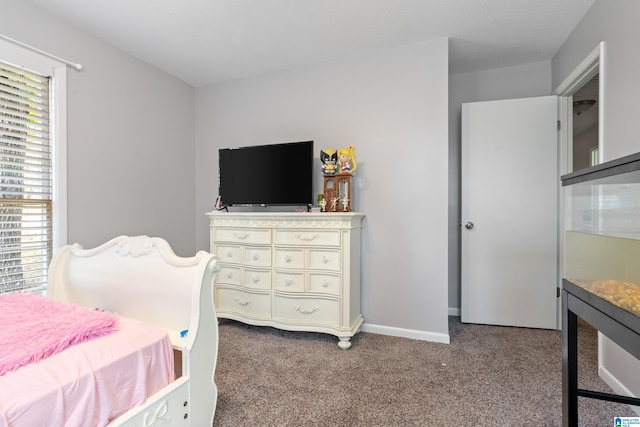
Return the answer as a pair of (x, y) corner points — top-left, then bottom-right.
(218, 141), (314, 206)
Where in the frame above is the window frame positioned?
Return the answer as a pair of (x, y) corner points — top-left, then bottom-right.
(0, 38), (68, 285)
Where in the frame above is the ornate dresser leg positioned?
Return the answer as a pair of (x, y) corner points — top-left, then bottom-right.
(338, 337), (352, 350)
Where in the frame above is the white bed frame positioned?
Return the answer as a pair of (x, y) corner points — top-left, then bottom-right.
(47, 235), (220, 427)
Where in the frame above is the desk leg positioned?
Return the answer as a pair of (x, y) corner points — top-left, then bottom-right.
(562, 290), (578, 427)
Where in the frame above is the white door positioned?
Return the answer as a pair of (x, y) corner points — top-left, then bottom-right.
(461, 96), (558, 329)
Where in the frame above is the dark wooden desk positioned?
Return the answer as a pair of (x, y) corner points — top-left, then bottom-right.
(562, 279), (640, 426)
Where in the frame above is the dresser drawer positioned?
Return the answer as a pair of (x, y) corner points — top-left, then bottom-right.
(308, 249), (340, 271)
(217, 265), (242, 285)
(308, 272), (341, 295)
(215, 287), (271, 319)
(244, 246), (272, 267)
(273, 295), (339, 327)
(274, 271), (304, 292)
(216, 244), (242, 264)
(274, 229), (340, 247)
(244, 268), (271, 289)
(274, 248), (305, 269)
(214, 227), (271, 244)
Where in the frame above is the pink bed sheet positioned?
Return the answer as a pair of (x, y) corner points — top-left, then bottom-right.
(0, 293), (119, 376)
(0, 316), (175, 427)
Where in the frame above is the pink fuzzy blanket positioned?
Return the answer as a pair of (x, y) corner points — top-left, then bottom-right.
(0, 293), (119, 375)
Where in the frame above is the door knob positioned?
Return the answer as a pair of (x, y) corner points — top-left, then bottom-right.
(464, 222), (474, 230)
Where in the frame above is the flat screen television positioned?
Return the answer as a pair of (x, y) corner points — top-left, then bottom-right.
(218, 140), (314, 207)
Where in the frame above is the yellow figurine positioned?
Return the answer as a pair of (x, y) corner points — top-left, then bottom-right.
(320, 148), (338, 175)
(338, 146), (357, 175)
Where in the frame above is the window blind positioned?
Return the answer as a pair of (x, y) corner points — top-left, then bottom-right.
(0, 61), (52, 294)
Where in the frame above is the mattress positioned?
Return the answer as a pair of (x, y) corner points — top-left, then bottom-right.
(0, 316), (175, 427)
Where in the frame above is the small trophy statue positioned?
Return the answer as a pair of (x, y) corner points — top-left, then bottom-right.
(331, 197), (339, 212)
(341, 197), (350, 212)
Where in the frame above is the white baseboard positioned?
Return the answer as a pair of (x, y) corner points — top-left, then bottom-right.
(359, 308), (461, 344)
(599, 365), (640, 415)
(361, 323), (450, 344)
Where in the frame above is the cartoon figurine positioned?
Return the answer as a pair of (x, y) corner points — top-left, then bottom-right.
(320, 149), (338, 175)
(338, 146), (357, 175)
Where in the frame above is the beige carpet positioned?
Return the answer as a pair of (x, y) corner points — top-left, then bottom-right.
(213, 317), (636, 426)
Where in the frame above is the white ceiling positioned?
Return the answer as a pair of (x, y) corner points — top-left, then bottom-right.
(23, 0), (596, 87)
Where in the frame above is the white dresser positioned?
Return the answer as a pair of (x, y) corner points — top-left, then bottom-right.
(206, 211), (364, 349)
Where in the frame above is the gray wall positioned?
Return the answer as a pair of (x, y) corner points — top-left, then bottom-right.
(195, 39), (451, 340)
(553, 0), (640, 162)
(2, 0), (451, 340)
(0, 0), (197, 256)
(572, 125), (598, 171)
(552, 0), (640, 404)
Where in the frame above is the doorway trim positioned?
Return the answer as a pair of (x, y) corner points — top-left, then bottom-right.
(553, 41), (606, 173)
(552, 41), (605, 329)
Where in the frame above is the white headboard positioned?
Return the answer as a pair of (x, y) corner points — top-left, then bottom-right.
(47, 235), (219, 348)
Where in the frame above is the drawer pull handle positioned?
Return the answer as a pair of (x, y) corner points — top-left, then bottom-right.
(322, 256), (329, 263)
(252, 276), (260, 283)
(227, 272), (234, 279)
(234, 297), (249, 306)
(295, 233), (319, 242)
(322, 280), (330, 288)
(226, 251), (233, 258)
(234, 232), (249, 240)
(285, 255), (293, 263)
(285, 279), (293, 287)
(295, 306), (319, 314)
(252, 253), (259, 261)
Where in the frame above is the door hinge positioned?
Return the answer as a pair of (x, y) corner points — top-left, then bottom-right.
(557, 287), (561, 298)
(557, 120), (561, 131)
